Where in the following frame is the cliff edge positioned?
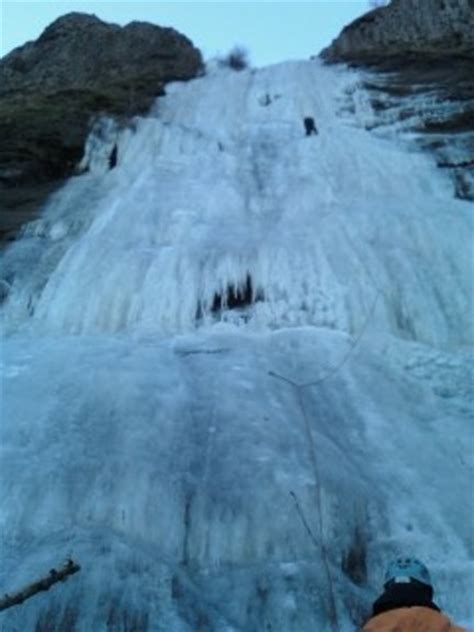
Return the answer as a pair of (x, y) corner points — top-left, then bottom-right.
(0, 12), (203, 241)
(321, 0), (474, 201)
(321, 0), (473, 62)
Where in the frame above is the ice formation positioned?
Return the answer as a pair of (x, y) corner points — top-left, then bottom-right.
(0, 59), (472, 631)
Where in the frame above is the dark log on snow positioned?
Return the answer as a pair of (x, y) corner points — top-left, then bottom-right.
(0, 560), (81, 612)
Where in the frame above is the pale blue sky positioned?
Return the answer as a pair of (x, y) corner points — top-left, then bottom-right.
(1, 1), (369, 66)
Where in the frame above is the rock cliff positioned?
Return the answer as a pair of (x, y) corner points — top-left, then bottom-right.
(321, 0), (473, 61)
(0, 12), (203, 241)
(321, 0), (474, 201)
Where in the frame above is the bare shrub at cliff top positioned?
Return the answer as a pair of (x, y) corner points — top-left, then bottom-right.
(368, 0), (390, 7)
(218, 46), (250, 71)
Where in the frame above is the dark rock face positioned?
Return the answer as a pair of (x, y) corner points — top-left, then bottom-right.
(0, 12), (203, 241)
(321, 0), (474, 201)
(321, 0), (474, 62)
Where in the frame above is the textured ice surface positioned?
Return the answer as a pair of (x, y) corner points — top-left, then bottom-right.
(0, 60), (472, 631)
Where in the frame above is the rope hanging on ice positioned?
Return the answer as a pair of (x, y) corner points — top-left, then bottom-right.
(267, 249), (382, 629)
(298, 288), (380, 389)
(269, 371), (338, 630)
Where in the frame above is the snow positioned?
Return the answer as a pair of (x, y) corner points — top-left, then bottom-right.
(0, 59), (472, 631)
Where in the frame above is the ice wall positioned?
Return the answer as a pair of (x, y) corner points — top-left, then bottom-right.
(0, 60), (472, 631)
(2, 62), (471, 346)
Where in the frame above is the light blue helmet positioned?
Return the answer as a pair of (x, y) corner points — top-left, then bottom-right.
(384, 558), (432, 587)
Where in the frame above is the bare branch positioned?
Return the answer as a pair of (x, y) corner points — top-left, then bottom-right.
(0, 560), (81, 612)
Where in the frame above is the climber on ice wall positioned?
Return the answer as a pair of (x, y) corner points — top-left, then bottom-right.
(362, 558), (467, 631)
(303, 116), (318, 136)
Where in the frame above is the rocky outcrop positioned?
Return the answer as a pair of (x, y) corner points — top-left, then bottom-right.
(0, 12), (203, 241)
(321, 0), (474, 201)
(321, 0), (474, 62)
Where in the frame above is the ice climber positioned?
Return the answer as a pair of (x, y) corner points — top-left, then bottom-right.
(362, 558), (467, 631)
(303, 116), (318, 136)
(109, 144), (118, 170)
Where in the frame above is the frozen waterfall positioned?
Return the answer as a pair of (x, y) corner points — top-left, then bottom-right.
(0, 59), (472, 631)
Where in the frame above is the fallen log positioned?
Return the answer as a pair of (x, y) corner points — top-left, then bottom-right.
(0, 559), (81, 612)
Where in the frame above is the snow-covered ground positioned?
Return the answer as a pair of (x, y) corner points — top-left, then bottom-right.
(1, 59), (472, 631)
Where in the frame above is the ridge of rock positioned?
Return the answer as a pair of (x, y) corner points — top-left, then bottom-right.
(321, 0), (474, 202)
(321, 0), (474, 62)
(0, 12), (203, 242)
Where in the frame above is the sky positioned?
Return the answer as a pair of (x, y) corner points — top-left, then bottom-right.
(1, 1), (370, 67)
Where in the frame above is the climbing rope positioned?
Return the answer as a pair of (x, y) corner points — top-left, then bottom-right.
(266, 247), (382, 629)
(269, 370), (339, 630)
(299, 288), (381, 389)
